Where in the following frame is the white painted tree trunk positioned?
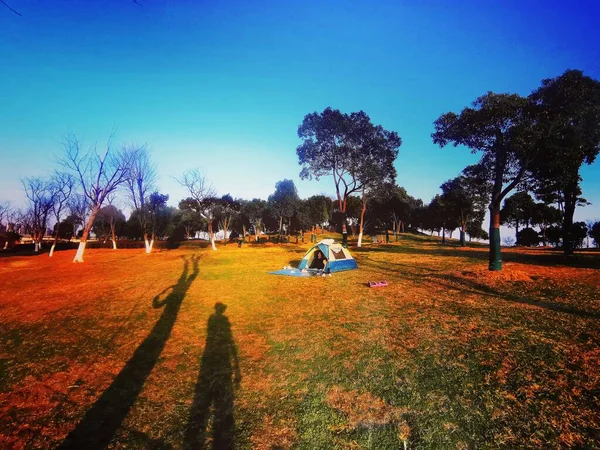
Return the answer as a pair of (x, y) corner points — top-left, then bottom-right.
(148, 239), (154, 253)
(144, 238), (150, 253)
(358, 232), (363, 247)
(49, 244), (56, 257)
(112, 239), (117, 250)
(210, 234), (217, 251)
(34, 241), (40, 252)
(73, 241), (86, 262)
(3, 242), (7, 250)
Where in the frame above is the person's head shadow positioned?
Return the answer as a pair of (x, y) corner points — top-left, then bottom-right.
(184, 302), (240, 450)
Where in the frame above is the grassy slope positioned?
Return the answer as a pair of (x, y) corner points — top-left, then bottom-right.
(0, 235), (599, 449)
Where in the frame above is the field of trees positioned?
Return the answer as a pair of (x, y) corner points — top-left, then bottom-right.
(1, 235), (599, 449)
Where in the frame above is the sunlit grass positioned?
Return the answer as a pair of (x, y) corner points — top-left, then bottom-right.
(0, 235), (599, 448)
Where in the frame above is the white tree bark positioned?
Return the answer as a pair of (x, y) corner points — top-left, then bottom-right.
(210, 234), (217, 251)
(3, 242), (7, 250)
(49, 244), (56, 257)
(357, 232), (363, 247)
(148, 239), (154, 253)
(73, 241), (86, 262)
(112, 239), (117, 250)
(34, 241), (40, 252)
(144, 238), (150, 253)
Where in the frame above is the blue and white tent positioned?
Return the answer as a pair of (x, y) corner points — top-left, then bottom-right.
(298, 239), (358, 273)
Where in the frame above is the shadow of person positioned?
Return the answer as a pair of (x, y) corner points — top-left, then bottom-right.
(58, 255), (199, 450)
(184, 302), (240, 450)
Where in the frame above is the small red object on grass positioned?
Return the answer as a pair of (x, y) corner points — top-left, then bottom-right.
(368, 280), (388, 288)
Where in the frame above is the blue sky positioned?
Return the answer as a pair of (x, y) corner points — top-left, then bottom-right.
(1, 0), (599, 226)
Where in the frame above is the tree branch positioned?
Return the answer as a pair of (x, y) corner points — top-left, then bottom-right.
(1, 0), (22, 16)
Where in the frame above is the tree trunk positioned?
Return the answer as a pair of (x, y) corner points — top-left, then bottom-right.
(242, 225), (246, 244)
(278, 216), (283, 244)
(34, 241), (40, 252)
(73, 205), (99, 263)
(111, 224), (117, 250)
(49, 232), (59, 257)
(73, 241), (87, 263)
(460, 222), (466, 246)
(562, 196), (576, 256)
(488, 204), (502, 271)
(144, 233), (151, 254)
(441, 225), (446, 244)
(357, 196), (367, 248)
(208, 222), (217, 251)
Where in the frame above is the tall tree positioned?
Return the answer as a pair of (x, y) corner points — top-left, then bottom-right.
(440, 165), (488, 246)
(242, 198), (267, 242)
(297, 107), (401, 247)
(268, 179), (299, 243)
(433, 92), (533, 270)
(529, 69), (600, 255)
(94, 204), (126, 249)
(49, 172), (75, 257)
(530, 202), (561, 246)
(60, 133), (135, 262)
(500, 191), (536, 245)
(125, 145), (158, 253)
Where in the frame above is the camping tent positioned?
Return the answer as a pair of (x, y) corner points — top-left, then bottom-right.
(298, 239), (358, 273)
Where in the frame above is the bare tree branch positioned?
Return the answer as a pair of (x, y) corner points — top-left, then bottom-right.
(1, 0), (22, 16)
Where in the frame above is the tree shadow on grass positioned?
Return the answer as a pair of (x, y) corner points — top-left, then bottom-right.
(360, 257), (600, 320)
(58, 255), (199, 449)
(354, 242), (600, 269)
(184, 302), (240, 450)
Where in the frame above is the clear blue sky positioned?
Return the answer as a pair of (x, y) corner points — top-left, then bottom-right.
(1, 0), (599, 225)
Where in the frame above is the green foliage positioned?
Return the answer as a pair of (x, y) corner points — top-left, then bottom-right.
(297, 107), (401, 213)
(516, 228), (540, 247)
(529, 69), (600, 254)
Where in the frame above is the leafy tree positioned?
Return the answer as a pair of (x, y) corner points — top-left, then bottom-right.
(440, 165), (488, 246)
(517, 228), (540, 247)
(93, 205), (126, 248)
(268, 179), (299, 243)
(433, 92), (534, 270)
(304, 195), (332, 236)
(589, 221), (600, 248)
(178, 198), (204, 240)
(530, 202), (562, 246)
(241, 198), (267, 242)
(546, 225), (562, 247)
(212, 194), (239, 245)
(571, 221), (588, 249)
(500, 191), (536, 245)
(529, 70), (600, 255)
(297, 107), (401, 247)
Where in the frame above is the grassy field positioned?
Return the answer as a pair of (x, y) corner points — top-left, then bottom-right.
(1, 235), (599, 449)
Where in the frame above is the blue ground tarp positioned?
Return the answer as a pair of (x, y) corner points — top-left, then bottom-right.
(269, 269), (324, 277)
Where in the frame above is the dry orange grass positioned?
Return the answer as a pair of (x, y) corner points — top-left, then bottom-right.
(0, 236), (599, 448)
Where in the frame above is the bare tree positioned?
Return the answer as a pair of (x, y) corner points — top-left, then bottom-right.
(49, 172), (75, 257)
(60, 133), (135, 262)
(22, 177), (56, 252)
(176, 169), (217, 250)
(125, 145), (158, 253)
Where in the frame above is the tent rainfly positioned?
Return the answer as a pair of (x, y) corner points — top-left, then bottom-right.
(298, 239), (358, 273)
